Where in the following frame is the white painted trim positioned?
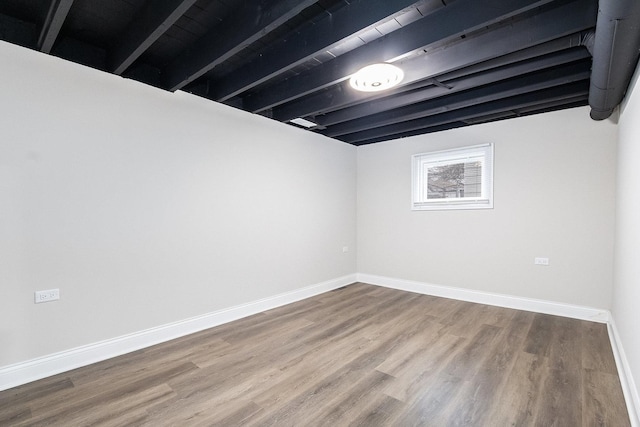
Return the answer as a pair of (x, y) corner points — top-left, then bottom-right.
(356, 273), (610, 323)
(608, 316), (640, 427)
(0, 274), (356, 392)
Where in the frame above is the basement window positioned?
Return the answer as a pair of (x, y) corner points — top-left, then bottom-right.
(411, 143), (494, 211)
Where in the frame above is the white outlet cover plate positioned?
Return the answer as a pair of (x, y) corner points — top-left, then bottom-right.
(534, 257), (550, 266)
(35, 289), (60, 303)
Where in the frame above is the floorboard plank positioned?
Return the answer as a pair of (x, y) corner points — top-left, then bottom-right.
(484, 351), (546, 426)
(437, 310), (534, 426)
(533, 315), (586, 426)
(583, 368), (631, 427)
(582, 321), (618, 374)
(347, 394), (405, 426)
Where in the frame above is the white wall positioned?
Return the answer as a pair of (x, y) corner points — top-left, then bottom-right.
(0, 41), (357, 367)
(613, 61), (640, 414)
(357, 107), (617, 308)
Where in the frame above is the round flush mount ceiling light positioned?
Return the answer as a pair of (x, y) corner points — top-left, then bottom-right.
(349, 63), (404, 92)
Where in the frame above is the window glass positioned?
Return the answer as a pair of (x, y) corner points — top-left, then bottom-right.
(412, 144), (493, 210)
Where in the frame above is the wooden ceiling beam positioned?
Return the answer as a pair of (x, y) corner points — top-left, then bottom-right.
(37, 0), (74, 53)
(339, 81), (590, 144)
(320, 49), (591, 135)
(243, 0), (561, 114)
(208, 0), (431, 102)
(267, 0), (597, 122)
(111, 0), (198, 75)
(357, 96), (588, 145)
(316, 36), (590, 127)
(163, 0), (317, 92)
(323, 60), (591, 138)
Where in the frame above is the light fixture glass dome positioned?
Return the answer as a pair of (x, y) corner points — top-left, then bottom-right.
(349, 63), (404, 92)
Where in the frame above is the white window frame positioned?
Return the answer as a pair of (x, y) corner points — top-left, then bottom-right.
(411, 143), (494, 211)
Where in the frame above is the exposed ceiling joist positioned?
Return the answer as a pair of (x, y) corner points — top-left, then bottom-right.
(163, 0), (318, 92)
(341, 81), (590, 144)
(315, 35), (590, 127)
(314, 33), (589, 127)
(320, 48), (591, 134)
(362, 95), (588, 144)
(270, 0), (597, 122)
(37, 0), (74, 53)
(514, 96), (588, 115)
(243, 0), (559, 113)
(208, 0), (432, 102)
(110, 0), (198, 75)
(324, 60), (591, 138)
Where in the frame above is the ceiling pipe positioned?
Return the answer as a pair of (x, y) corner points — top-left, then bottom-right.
(589, 0), (640, 120)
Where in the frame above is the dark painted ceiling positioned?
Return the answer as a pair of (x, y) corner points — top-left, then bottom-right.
(0, 0), (611, 145)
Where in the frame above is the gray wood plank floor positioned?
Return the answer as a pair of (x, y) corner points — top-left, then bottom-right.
(0, 283), (630, 426)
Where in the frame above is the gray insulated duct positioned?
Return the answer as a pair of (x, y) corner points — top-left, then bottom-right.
(589, 0), (640, 120)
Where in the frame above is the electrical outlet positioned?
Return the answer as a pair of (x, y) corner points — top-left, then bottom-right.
(34, 289), (60, 304)
(342, 246), (349, 253)
(534, 257), (550, 266)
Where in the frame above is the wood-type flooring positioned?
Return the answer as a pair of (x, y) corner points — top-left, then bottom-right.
(0, 283), (631, 426)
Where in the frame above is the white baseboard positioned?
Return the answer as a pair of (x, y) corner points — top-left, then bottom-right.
(356, 273), (610, 323)
(0, 274), (356, 392)
(608, 317), (640, 427)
